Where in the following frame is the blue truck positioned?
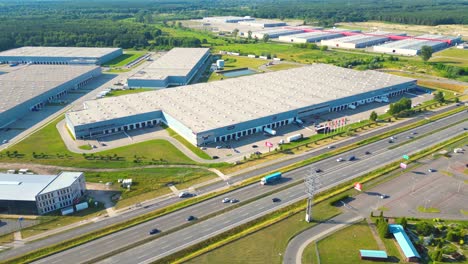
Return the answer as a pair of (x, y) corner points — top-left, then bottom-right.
(260, 172), (282, 185)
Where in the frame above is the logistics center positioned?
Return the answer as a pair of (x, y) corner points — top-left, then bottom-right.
(66, 64), (416, 146)
(0, 65), (101, 128)
(127, 48), (210, 88)
(0, 46), (122, 65)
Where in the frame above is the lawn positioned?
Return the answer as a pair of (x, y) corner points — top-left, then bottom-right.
(0, 117), (200, 168)
(186, 202), (341, 264)
(102, 51), (146, 68)
(315, 221), (380, 264)
(163, 125), (212, 160)
(267, 63), (303, 71)
(431, 48), (468, 67)
(105, 88), (154, 97)
(207, 55), (267, 82)
(85, 167), (218, 208)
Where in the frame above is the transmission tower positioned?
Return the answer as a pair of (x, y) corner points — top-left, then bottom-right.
(304, 168), (321, 223)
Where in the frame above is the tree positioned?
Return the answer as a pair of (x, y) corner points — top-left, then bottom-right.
(369, 111), (378, 122)
(232, 28), (239, 39)
(454, 97), (460, 103)
(262, 34), (270, 43)
(420, 45), (433, 62)
(434, 91), (445, 103)
(320, 45), (328, 51)
(399, 217), (408, 229)
(247, 30), (252, 41)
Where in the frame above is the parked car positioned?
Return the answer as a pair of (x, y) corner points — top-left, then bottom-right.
(212, 156), (219, 159)
(215, 145), (222, 149)
(252, 145), (258, 148)
(149, 228), (160, 235)
(222, 198), (230, 203)
(380, 194), (388, 199)
(428, 168), (436, 173)
(272, 198), (281, 203)
(187, 215), (196, 221)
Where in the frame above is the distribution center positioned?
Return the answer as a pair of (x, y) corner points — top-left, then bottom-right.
(66, 64), (416, 146)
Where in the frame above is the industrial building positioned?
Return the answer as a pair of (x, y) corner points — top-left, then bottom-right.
(279, 31), (345, 43)
(373, 34), (462, 56)
(0, 47), (122, 65)
(321, 31), (405, 49)
(0, 172), (86, 215)
(238, 19), (287, 28)
(127, 48), (210, 88)
(202, 16), (255, 24)
(251, 28), (304, 39)
(0, 65), (101, 128)
(66, 64), (416, 146)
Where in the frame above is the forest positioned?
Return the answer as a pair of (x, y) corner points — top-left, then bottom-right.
(0, 0), (467, 51)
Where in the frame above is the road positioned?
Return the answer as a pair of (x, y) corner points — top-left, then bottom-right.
(0, 105), (464, 261)
(30, 116), (467, 263)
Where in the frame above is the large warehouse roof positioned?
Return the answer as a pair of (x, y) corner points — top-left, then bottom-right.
(375, 34), (460, 50)
(128, 48), (209, 80)
(0, 65), (99, 114)
(0, 174), (56, 201)
(68, 64), (415, 133)
(0, 46), (121, 58)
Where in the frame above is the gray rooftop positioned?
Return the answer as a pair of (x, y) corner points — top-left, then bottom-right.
(0, 174), (56, 201)
(0, 65), (99, 113)
(375, 34), (461, 50)
(321, 31), (395, 44)
(41, 172), (83, 194)
(128, 48), (209, 81)
(252, 28), (304, 35)
(279, 31), (344, 40)
(68, 64), (415, 133)
(0, 46), (121, 58)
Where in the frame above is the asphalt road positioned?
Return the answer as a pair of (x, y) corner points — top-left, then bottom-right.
(30, 115), (467, 264)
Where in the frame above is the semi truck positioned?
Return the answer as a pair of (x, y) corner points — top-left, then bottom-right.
(263, 127), (277, 136)
(287, 133), (303, 143)
(260, 172), (282, 185)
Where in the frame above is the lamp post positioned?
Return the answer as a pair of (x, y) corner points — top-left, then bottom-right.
(304, 168), (321, 223)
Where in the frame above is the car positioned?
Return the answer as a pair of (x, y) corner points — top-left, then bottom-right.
(327, 145), (335, 149)
(254, 151), (262, 155)
(1, 139), (8, 144)
(200, 147), (207, 150)
(272, 198), (281, 203)
(187, 215), (196, 221)
(364, 151), (371, 155)
(380, 194), (388, 199)
(230, 199), (239, 203)
(252, 145), (258, 148)
(388, 140), (394, 143)
(406, 136), (413, 139)
(336, 158), (344, 162)
(149, 228), (160, 235)
(428, 168), (436, 173)
(315, 168), (322, 173)
(215, 145), (222, 149)
(348, 156), (356, 161)
(222, 198), (230, 203)
(212, 155), (219, 159)
(226, 145), (231, 149)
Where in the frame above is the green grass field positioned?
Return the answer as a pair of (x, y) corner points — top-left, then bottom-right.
(163, 125), (212, 160)
(432, 48), (468, 67)
(103, 51), (146, 67)
(186, 203), (341, 264)
(314, 221), (380, 264)
(0, 117), (199, 168)
(85, 167), (217, 208)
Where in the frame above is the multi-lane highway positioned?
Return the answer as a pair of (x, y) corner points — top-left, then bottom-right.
(30, 113), (467, 263)
(2, 105), (462, 261)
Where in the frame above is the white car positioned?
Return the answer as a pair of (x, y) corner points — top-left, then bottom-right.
(215, 146), (222, 149)
(1, 140), (8, 144)
(222, 198), (230, 203)
(336, 158), (344, 162)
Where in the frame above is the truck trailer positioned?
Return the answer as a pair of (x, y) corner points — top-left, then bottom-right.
(260, 172), (282, 185)
(264, 127), (277, 136)
(287, 133), (303, 143)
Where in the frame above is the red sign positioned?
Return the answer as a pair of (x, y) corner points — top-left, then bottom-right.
(400, 163), (407, 169)
(265, 141), (273, 147)
(354, 182), (362, 192)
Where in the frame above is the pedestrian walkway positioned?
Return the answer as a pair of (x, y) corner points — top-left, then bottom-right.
(168, 184), (180, 196)
(208, 168), (229, 180)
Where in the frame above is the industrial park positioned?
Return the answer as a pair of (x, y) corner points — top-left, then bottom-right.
(0, 4), (467, 264)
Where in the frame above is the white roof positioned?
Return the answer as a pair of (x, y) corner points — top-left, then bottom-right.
(376, 34), (461, 50)
(0, 46), (121, 58)
(68, 64), (415, 133)
(128, 48), (209, 81)
(41, 172), (83, 194)
(0, 174), (56, 201)
(0, 65), (99, 114)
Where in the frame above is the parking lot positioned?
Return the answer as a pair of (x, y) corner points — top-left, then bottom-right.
(349, 150), (468, 219)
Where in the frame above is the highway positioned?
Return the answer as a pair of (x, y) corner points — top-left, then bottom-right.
(2, 105), (460, 260)
(29, 112), (467, 264)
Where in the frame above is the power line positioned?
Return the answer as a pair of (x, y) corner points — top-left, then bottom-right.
(304, 168), (321, 223)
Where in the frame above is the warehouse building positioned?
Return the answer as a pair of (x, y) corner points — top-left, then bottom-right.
(238, 19), (287, 28)
(0, 65), (101, 128)
(0, 47), (122, 65)
(66, 64), (416, 146)
(278, 31), (346, 43)
(202, 16), (255, 24)
(321, 31), (406, 49)
(373, 34), (462, 55)
(251, 28), (304, 39)
(0, 172), (86, 215)
(127, 48), (210, 88)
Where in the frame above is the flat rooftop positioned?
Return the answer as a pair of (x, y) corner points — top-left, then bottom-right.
(41, 172), (82, 194)
(323, 31), (394, 44)
(253, 28), (303, 35)
(376, 34), (460, 50)
(0, 65), (99, 114)
(0, 46), (121, 58)
(0, 174), (55, 201)
(68, 64), (415, 133)
(128, 48), (209, 81)
(239, 19), (286, 25)
(281, 31), (344, 40)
